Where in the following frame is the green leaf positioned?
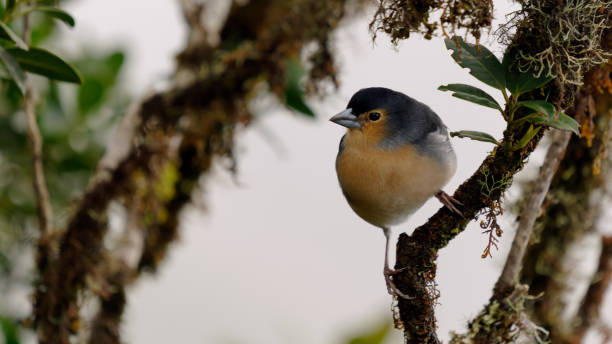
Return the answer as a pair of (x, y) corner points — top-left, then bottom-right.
(514, 124), (541, 150)
(0, 55), (10, 78)
(284, 58), (315, 117)
(6, 47), (82, 83)
(516, 100), (555, 119)
(346, 322), (391, 344)
(450, 130), (499, 145)
(104, 52), (125, 76)
(0, 45), (25, 93)
(77, 51), (125, 113)
(549, 112), (580, 134)
(506, 73), (553, 96)
(0, 21), (28, 50)
(438, 83), (501, 110)
(444, 36), (505, 90)
(31, 16), (56, 45)
(516, 100), (580, 134)
(502, 47), (553, 95)
(0, 251), (11, 275)
(0, 37), (14, 46)
(1, 317), (19, 344)
(36, 0), (59, 5)
(518, 114), (549, 125)
(78, 80), (104, 113)
(6, 0), (16, 13)
(18, 7), (75, 27)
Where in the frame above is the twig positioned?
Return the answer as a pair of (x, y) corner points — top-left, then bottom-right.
(24, 85), (53, 236)
(493, 130), (572, 297)
(23, 12), (57, 342)
(22, 13), (53, 236)
(21, 15), (54, 295)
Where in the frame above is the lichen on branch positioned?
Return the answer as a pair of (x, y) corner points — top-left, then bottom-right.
(502, 0), (611, 87)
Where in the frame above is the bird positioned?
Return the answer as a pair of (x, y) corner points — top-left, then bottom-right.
(330, 87), (461, 299)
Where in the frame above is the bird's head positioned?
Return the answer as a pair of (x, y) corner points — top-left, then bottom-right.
(330, 87), (434, 148)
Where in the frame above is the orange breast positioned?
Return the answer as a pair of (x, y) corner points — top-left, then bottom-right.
(336, 132), (453, 228)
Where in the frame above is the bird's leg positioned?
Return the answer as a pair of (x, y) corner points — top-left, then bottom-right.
(435, 190), (463, 216)
(382, 227), (412, 299)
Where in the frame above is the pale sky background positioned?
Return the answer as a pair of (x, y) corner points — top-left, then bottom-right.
(12, 0), (611, 343)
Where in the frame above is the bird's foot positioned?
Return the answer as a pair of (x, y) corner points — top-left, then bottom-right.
(435, 190), (463, 216)
(383, 266), (413, 300)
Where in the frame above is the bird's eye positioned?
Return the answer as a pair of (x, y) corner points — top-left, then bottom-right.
(368, 112), (381, 121)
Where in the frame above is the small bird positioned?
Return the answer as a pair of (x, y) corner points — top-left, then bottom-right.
(330, 87), (460, 299)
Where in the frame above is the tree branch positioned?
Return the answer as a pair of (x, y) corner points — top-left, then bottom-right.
(84, 2), (210, 337)
(570, 236), (612, 343)
(493, 130), (571, 297)
(394, 126), (544, 344)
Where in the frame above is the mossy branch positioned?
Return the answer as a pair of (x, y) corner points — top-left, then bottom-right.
(32, 0), (357, 342)
(387, 1), (611, 341)
(370, 0), (493, 41)
(394, 121), (544, 343)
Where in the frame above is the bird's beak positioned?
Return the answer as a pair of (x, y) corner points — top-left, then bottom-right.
(329, 108), (361, 129)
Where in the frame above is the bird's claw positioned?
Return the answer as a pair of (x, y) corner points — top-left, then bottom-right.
(435, 190), (463, 217)
(383, 267), (413, 300)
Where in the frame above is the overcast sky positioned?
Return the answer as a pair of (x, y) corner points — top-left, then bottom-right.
(36, 1), (612, 343)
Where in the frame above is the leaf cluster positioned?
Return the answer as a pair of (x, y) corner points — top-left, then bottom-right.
(0, 0), (81, 93)
(0, 48), (127, 231)
(0, 2), (128, 230)
(1, 316), (19, 344)
(439, 37), (579, 148)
